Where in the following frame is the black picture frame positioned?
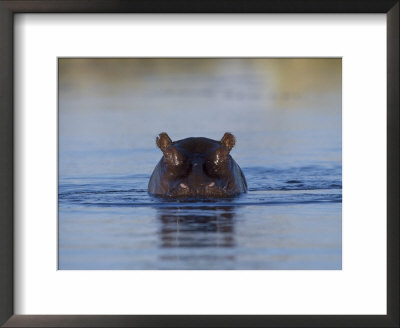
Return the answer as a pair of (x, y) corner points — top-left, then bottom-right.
(0, 1), (398, 327)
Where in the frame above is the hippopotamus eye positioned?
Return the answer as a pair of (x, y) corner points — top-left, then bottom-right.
(164, 147), (185, 166)
(208, 147), (230, 166)
(204, 148), (229, 177)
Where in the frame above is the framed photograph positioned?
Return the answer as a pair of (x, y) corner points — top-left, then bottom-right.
(0, 1), (398, 327)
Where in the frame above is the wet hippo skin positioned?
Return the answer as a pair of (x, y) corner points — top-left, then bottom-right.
(148, 132), (247, 198)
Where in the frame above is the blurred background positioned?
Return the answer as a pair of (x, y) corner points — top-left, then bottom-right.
(59, 58), (341, 176)
(58, 58), (342, 270)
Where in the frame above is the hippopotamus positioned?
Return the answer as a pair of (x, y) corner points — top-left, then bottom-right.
(148, 132), (247, 198)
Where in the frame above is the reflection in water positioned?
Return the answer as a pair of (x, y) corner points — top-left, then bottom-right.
(157, 206), (236, 266)
(158, 206), (236, 248)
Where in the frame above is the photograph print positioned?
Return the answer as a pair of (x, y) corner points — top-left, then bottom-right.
(58, 58), (342, 270)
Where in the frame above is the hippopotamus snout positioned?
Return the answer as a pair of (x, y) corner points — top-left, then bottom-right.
(169, 183), (229, 198)
(168, 165), (227, 197)
(148, 132), (247, 199)
(170, 175), (227, 198)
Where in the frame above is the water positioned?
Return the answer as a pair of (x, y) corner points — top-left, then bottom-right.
(58, 58), (342, 270)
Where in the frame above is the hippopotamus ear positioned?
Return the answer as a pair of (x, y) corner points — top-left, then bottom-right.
(220, 132), (236, 151)
(156, 132), (172, 152)
(156, 132), (184, 166)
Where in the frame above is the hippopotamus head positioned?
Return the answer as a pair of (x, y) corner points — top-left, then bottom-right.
(148, 132), (247, 198)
